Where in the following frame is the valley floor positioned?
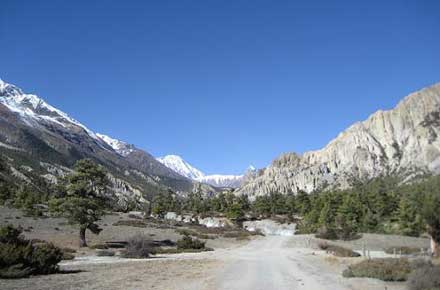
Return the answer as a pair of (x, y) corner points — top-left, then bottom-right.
(0, 207), (430, 290)
(1, 235), (416, 290)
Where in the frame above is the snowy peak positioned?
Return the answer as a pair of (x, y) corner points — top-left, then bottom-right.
(96, 133), (134, 157)
(0, 78), (23, 96)
(0, 79), (99, 139)
(157, 154), (253, 188)
(157, 155), (205, 180)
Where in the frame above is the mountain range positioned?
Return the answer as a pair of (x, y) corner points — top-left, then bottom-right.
(237, 83), (440, 198)
(1, 78), (440, 205)
(0, 79), (215, 209)
(157, 155), (254, 188)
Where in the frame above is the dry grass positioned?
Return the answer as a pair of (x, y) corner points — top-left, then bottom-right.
(384, 246), (427, 255)
(407, 260), (440, 290)
(112, 220), (147, 228)
(175, 229), (217, 240)
(343, 258), (411, 281)
(318, 242), (361, 257)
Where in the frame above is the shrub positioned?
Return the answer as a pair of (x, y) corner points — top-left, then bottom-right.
(30, 243), (63, 274)
(343, 258), (411, 281)
(318, 242), (361, 257)
(0, 225), (63, 278)
(176, 228), (215, 240)
(121, 234), (154, 258)
(0, 225), (23, 243)
(176, 235), (206, 250)
(407, 262), (440, 290)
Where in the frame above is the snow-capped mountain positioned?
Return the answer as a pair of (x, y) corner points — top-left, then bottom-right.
(157, 154), (255, 188)
(96, 133), (134, 157)
(0, 79), (98, 139)
(157, 155), (205, 180)
(0, 79), (210, 206)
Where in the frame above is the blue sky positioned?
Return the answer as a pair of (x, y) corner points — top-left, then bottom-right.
(1, 1), (440, 174)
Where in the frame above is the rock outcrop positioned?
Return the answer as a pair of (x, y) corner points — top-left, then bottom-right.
(237, 83), (440, 197)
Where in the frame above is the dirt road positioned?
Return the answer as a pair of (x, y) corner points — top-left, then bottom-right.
(213, 236), (352, 290)
(1, 234), (405, 290)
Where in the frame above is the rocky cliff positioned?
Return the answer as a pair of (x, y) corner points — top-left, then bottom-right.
(237, 83), (440, 197)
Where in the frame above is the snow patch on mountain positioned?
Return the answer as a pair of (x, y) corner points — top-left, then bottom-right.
(197, 174), (243, 188)
(157, 155), (205, 180)
(96, 133), (134, 157)
(0, 79), (99, 140)
(157, 154), (255, 188)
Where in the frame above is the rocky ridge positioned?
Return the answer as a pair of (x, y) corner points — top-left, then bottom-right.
(237, 83), (440, 197)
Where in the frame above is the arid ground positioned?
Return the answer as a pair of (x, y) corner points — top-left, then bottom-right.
(0, 206), (430, 290)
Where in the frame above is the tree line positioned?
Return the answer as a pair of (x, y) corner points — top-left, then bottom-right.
(1, 157), (439, 255)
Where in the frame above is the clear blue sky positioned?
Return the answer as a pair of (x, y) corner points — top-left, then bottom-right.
(1, 1), (439, 175)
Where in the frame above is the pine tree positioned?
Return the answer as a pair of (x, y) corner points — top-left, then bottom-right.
(49, 159), (109, 247)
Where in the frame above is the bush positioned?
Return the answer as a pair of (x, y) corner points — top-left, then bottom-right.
(176, 229), (215, 240)
(407, 262), (440, 290)
(30, 243), (63, 274)
(318, 242), (361, 257)
(121, 234), (154, 258)
(0, 225), (63, 278)
(343, 258), (411, 281)
(176, 235), (206, 250)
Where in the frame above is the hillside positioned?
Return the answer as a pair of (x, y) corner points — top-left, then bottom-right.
(0, 79), (215, 208)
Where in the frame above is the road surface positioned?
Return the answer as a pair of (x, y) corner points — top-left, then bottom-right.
(213, 236), (351, 290)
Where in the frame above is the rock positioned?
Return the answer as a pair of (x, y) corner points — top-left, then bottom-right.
(243, 220), (296, 236)
(237, 83), (440, 197)
(198, 217), (233, 228)
(164, 212), (233, 228)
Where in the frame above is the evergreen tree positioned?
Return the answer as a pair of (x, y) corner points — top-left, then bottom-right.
(151, 189), (178, 217)
(421, 189), (440, 257)
(336, 192), (363, 239)
(295, 190), (311, 216)
(49, 159), (109, 247)
(397, 195), (424, 237)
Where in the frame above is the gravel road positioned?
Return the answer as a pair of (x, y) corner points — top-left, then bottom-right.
(213, 236), (353, 290)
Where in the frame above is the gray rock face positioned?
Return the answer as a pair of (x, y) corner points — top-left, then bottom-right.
(237, 83), (440, 197)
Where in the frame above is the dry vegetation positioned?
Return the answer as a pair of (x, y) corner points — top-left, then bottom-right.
(318, 241), (361, 257)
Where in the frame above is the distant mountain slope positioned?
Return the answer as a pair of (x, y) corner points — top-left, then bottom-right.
(237, 83), (440, 197)
(157, 155), (205, 180)
(0, 79), (213, 207)
(197, 174), (243, 188)
(157, 155), (255, 188)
